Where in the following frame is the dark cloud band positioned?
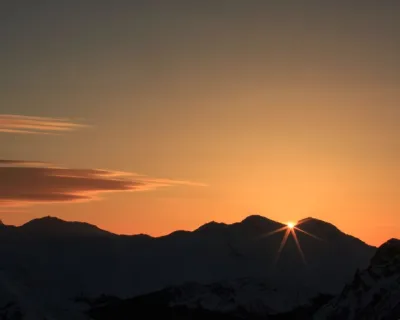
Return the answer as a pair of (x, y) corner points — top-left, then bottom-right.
(0, 160), (205, 207)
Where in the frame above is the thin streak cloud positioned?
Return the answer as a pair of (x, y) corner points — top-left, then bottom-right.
(0, 160), (206, 207)
(0, 160), (50, 167)
(0, 114), (88, 135)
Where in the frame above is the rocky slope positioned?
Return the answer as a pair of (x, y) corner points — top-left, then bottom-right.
(315, 238), (400, 320)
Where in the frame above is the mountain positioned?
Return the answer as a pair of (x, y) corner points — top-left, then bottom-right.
(19, 216), (113, 237)
(82, 238), (400, 320)
(315, 238), (400, 320)
(86, 278), (333, 320)
(0, 215), (376, 319)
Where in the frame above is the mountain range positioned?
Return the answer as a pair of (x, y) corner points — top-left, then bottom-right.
(0, 215), (397, 319)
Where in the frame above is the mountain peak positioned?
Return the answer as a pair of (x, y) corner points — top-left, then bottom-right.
(371, 238), (400, 266)
(295, 217), (342, 236)
(298, 216), (337, 227)
(194, 215), (281, 235)
(22, 215), (71, 227)
(386, 238), (400, 245)
(236, 215), (284, 235)
(241, 214), (279, 225)
(20, 215), (111, 237)
(195, 221), (228, 233)
(28, 215), (62, 223)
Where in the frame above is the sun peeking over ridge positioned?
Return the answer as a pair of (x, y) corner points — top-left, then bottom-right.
(261, 218), (323, 265)
(287, 222), (296, 229)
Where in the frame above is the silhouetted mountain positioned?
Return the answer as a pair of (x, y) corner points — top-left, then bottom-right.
(19, 216), (112, 237)
(0, 215), (378, 319)
(195, 221), (228, 233)
(316, 238), (400, 320)
(86, 238), (400, 320)
(239, 214), (283, 229)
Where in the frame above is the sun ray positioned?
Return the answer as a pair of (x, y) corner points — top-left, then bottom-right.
(252, 218), (322, 265)
(295, 217), (314, 227)
(274, 228), (291, 264)
(278, 229), (291, 254)
(291, 229), (307, 264)
(260, 225), (288, 238)
(294, 226), (323, 241)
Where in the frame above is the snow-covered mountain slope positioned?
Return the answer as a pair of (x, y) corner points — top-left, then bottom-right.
(0, 215), (376, 319)
(165, 279), (314, 315)
(86, 278), (334, 320)
(87, 278), (318, 317)
(315, 238), (400, 320)
(0, 268), (90, 320)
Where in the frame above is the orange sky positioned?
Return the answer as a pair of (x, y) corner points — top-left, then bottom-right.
(1, 2), (399, 246)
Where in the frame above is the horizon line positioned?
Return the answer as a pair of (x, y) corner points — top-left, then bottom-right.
(0, 214), (386, 247)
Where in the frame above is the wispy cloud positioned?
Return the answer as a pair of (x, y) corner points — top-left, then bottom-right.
(0, 160), (50, 167)
(0, 160), (206, 207)
(0, 114), (88, 135)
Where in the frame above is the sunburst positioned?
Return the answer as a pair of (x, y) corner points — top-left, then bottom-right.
(261, 219), (322, 264)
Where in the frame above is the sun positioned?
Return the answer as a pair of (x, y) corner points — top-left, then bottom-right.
(260, 218), (322, 265)
(287, 222), (296, 229)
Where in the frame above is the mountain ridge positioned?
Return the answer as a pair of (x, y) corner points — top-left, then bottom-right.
(0, 214), (386, 319)
(0, 215), (377, 247)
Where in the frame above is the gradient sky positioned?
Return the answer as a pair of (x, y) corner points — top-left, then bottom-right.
(1, 1), (399, 246)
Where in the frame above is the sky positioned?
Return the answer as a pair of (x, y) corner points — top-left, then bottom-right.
(1, 1), (399, 246)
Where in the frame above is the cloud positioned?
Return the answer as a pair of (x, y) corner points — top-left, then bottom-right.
(0, 160), (50, 167)
(0, 160), (205, 207)
(0, 114), (88, 135)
